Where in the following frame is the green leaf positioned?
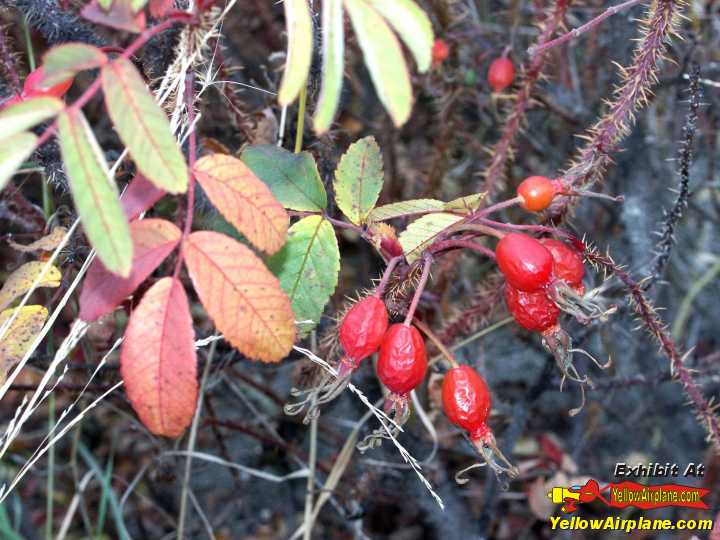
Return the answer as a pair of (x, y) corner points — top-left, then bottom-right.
(58, 109), (133, 277)
(0, 97), (63, 139)
(333, 136), (383, 225)
(101, 58), (188, 194)
(278, 0), (313, 106)
(368, 198), (444, 222)
(0, 132), (38, 192)
(131, 0), (148, 10)
(344, 0), (412, 126)
(241, 145), (327, 211)
(398, 213), (463, 263)
(98, 0), (113, 8)
(267, 216), (339, 335)
(314, 0), (344, 133)
(444, 192), (487, 213)
(368, 0), (433, 73)
(42, 43), (108, 86)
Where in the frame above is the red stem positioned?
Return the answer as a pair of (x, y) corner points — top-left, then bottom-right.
(376, 255), (403, 297)
(529, 0), (645, 56)
(431, 239), (496, 260)
(404, 256), (432, 326)
(34, 14), (192, 150)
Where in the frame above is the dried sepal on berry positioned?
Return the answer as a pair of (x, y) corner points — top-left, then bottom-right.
(442, 365), (518, 480)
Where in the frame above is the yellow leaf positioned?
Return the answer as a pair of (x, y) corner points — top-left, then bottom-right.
(398, 213), (463, 263)
(0, 305), (48, 382)
(8, 227), (68, 253)
(194, 154), (289, 254)
(0, 262), (61, 311)
(184, 231), (296, 362)
(278, 0), (313, 106)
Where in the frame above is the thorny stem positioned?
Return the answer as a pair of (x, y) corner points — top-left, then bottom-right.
(586, 248), (720, 450)
(647, 63), (700, 289)
(414, 319), (458, 368)
(552, 0), (685, 217)
(404, 256), (432, 326)
(481, 1), (571, 198)
(175, 72), (198, 278)
(529, 0), (645, 56)
(33, 14), (193, 150)
(0, 23), (22, 95)
(376, 255), (403, 296)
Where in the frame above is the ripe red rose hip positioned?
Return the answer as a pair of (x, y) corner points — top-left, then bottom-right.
(487, 57), (515, 92)
(496, 233), (553, 291)
(432, 38), (451, 67)
(442, 365), (491, 440)
(377, 323), (428, 396)
(338, 295), (389, 376)
(504, 283), (560, 332)
(517, 176), (560, 212)
(23, 67), (73, 99)
(540, 238), (585, 286)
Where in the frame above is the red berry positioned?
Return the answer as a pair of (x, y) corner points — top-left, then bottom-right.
(338, 295), (389, 373)
(432, 39), (450, 67)
(517, 176), (559, 212)
(540, 238), (585, 286)
(377, 323), (427, 396)
(442, 365), (491, 440)
(487, 57), (515, 92)
(496, 233), (553, 291)
(504, 283), (560, 332)
(23, 67), (73, 99)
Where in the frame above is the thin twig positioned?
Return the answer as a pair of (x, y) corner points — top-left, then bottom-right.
(529, 0), (645, 56)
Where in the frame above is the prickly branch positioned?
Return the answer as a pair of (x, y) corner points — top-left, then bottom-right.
(552, 0), (686, 217)
(646, 62), (700, 289)
(0, 25), (22, 96)
(584, 245), (720, 451)
(482, 0), (571, 199)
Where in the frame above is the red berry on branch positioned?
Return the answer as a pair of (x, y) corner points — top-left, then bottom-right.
(23, 67), (73, 99)
(504, 283), (560, 332)
(517, 175), (560, 212)
(540, 238), (585, 286)
(487, 57), (515, 92)
(432, 38), (450, 67)
(377, 324), (427, 396)
(496, 233), (553, 291)
(338, 295), (389, 376)
(442, 364), (491, 440)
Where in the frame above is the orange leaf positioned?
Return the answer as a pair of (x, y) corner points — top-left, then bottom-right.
(194, 154), (289, 254)
(120, 277), (197, 438)
(121, 173), (166, 221)
(184, 231), (296, 362)
(79, 219), (181, 322)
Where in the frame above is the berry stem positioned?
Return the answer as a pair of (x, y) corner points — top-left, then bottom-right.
(430, 239), (496, 260)
(404, 255), (432, 326)
(376, 255), (403, 297)
(478, 218), (564, 236)
(413, 319), (457, 368)
(454, 223), (505, 240)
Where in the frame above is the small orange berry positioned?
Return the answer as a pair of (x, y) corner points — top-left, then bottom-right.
(517, 175), (558, 212)
(487, 57), (515, 92)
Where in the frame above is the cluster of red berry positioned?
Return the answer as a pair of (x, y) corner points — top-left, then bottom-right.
(338, 287), (515, 475)
(2, 67), (74, 108)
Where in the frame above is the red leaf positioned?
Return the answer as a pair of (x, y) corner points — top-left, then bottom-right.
(81, 0), (147, 33)
(79, 219), (181, 322)
(183, 231), (296, 362)
(149, 0), (174, 18)
(121, 174), (166, 221)
(120, 277), (197, 437)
